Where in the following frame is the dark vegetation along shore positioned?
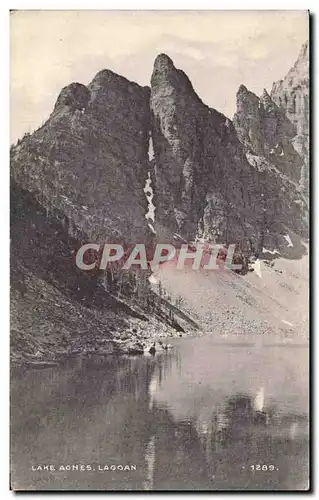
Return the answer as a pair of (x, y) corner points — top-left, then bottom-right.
(10, 43), (309, 366)
(11, 179), (200, 366)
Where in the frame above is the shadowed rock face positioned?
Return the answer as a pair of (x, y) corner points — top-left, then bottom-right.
(150, 54), (262, 246)
(260, 89), (296, 146)
(150, 53), (307, 253)
(233, 84), (265, 155)
(11, 71), (151, 244)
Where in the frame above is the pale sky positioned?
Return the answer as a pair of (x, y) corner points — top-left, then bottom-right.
(10, 10), (309, 142)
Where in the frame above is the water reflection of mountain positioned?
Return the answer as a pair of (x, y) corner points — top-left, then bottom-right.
(11, 350), (308, 491)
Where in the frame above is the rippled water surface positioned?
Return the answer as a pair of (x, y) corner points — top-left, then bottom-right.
(11, 335), (309, 491)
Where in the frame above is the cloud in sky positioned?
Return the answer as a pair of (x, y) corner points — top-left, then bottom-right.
(10, 10), (308, 142)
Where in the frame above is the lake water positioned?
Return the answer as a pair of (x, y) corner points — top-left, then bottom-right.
(10, 335), (309, 491)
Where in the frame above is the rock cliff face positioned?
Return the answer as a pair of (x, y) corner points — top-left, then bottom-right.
(233, 86), (302, 182)
(150, 54), (264, 247)
(232, 85), (265, 155)
(11, 70), (151, 244)
(150, 53), (308, 254)
(271, 41), (309, 199)
(271, 42), (309, 137)
(233, 42), (309, 194)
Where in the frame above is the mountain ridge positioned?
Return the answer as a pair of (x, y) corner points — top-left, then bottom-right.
(10, 42), (309, 363)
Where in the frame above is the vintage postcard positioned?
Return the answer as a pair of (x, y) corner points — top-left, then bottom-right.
(10, 10), (309, 491)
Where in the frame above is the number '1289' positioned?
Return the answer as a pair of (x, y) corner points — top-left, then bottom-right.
(250, 465), (276, 471)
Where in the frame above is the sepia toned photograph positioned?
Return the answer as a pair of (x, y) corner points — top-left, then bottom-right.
(10, 10), (309, 491)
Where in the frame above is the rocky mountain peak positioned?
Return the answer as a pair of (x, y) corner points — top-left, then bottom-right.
(89, 68), (150, 96)
(153, 53), (175, 72)
(237, 84), (249, 93)
(54, 83), (90, 114)
(260, 88), (272, 105)
(11, 68), (151, 245)
(271, 40), (309, 136)
(233, 41), (309, 184)
(151, 51), (307, 253)
(290, 40), (308, 81)
(151, 53), (177, 88)
(151, 52), (199, 103)
(11, 44), (308, 259)
(233, 84), (264, 154)
(236, 84), (259, 105)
